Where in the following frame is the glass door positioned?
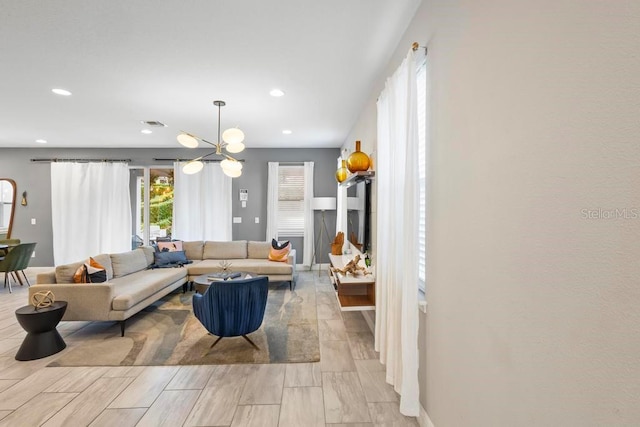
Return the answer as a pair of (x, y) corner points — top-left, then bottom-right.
(130, 166), (174, 247)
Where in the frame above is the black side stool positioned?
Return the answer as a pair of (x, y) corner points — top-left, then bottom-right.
(15, 301), (67, 361)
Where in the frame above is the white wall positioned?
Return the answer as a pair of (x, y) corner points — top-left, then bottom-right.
(346, 0), (640, 425)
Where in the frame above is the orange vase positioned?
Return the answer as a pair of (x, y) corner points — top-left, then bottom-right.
(335, 160), (348, 183)
(347, 140), (370, 173)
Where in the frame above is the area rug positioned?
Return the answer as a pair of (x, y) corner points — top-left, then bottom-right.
(48, 281), (320, 366)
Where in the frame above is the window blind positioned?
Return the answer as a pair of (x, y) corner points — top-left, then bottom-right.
(278, 165), (305, 237)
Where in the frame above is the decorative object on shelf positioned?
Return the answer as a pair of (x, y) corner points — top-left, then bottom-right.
(219, 260), (232, 271)
(31, 290), (55, 309)
(177, 100), (245, 177)
(331, 254), (367, 276)
(335, 159), (348, 183)
(21, 191), (27, 206)
(347, 140), (370, 173)
(364, 253), (371, 267)
(331, 232), (344, 255)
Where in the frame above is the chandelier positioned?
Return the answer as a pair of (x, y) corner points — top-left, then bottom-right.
(177, 100), (245, 177)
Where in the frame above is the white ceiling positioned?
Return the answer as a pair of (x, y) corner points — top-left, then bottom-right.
(0, 1), (420, 149)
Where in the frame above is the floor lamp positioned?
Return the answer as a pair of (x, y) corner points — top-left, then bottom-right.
(312, 197), (336, 275)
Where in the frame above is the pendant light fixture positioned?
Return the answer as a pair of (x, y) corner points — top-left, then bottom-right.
(177, 100), (245, 177)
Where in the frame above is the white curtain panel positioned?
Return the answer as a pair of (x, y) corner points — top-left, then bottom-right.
(375, 49), (420, 416)
(173, 162), (232, 241)
(265, 162), (279, 241)
(51, 162), (131, 265)
(302, 161), (315, 268)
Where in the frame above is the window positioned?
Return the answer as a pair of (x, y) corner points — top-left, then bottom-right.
(130, 167), (174, 247)
(277, 165), (305, 237)
(417, 58), (428, 292)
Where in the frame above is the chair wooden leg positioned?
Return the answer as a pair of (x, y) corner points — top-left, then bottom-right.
(242, 335), (260, 350)
(13, 271), (24, 287)
(20, 270), (30, 286)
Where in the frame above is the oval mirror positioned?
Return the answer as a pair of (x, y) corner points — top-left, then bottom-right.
(0, 178), (16, 239)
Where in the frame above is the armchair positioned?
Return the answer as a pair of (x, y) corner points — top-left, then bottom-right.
(192, 276), (269, 349)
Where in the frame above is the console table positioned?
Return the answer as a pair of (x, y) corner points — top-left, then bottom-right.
(328, 254), (375, 311)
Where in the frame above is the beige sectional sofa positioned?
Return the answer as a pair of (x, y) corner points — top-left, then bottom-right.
(30, 246), (185, 336)
(183, 240), (297, 286)
(29, 240), (296, 335)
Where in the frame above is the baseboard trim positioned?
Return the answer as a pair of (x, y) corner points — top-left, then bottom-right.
(311, 263), (329, 271)
(361, 310), (375, 333)
(418, 404), (434, 427)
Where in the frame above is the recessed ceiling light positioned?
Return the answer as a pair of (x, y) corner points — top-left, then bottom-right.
(141, 129), (152, 134)
(270, 89), (285, 97)
(51, 88), (72, 96)
(35, 139), (47, 144)
(282, 130), (292, 135)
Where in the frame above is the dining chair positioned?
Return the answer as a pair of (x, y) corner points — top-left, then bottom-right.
(0, 243), (36, 292)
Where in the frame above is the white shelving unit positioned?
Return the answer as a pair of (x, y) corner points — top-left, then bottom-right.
(328, 253), (375, 311)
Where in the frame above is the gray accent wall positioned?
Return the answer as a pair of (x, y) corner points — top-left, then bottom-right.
(230, 148), (339, 264)
(0, 147), (339, 266)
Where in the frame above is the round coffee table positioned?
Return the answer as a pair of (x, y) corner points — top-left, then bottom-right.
(15, 301), (67, 361)
(193, 272), (257, 294)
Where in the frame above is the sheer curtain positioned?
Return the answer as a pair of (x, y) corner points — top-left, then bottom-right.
(375, 49), (420, 416)
(51, 162), (131, 265)
(302, 161), (314, 268)
(173, 162), (232, 241)
(265, 162), (279, 241)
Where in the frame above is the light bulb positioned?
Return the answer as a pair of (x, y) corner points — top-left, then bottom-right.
(222, 128), (244, 145)
(183, 160), (204, 174)
(221, 158), (242, 171)
(225, 142), (245, 153)
(222, 167), (242, 178)
(177, 133), (199, 148)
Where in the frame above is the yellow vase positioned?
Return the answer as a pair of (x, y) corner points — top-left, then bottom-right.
(335, 160), (348, 183)
(347, 140), (370, 173)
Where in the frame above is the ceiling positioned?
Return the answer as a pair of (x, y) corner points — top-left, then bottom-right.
(0, 1), (420, 149)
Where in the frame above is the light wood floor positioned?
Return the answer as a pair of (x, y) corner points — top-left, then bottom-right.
(0, 269), (417, 426)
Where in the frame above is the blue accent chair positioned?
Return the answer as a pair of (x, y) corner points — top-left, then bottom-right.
(192, 276), (269, 349)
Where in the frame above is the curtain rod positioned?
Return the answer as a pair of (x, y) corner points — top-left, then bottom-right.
(412, 41), (428, 54)
(31, 158), (131, 163)
(154, 158), (245, 163)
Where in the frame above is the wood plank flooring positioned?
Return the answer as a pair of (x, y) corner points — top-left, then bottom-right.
(0, 269), (417, 426)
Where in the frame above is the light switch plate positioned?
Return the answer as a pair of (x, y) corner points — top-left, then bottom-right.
(255, 217), (260, 223)
(31, 218), (36, 225)
(233, 217), (242, 223)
